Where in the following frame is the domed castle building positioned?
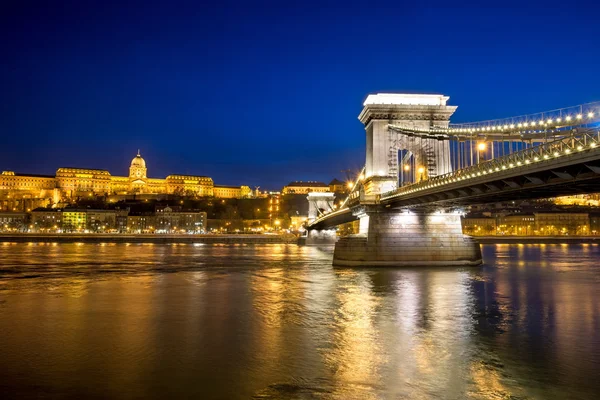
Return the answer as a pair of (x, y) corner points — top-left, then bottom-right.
(1, 151), (252, 210)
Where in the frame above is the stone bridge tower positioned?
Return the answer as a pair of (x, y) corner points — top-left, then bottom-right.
(307, 192), (336, 224)
(358, 93), (457, 195)
(327, 93), (481, 266)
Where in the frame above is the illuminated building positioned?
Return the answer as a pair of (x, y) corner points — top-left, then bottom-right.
(0, 211), (28, 231)
(328, 178), (347, 193)
(213, 185), (252, 199)
(127, 213), (155, 233)
(165, 175), (214, 196)
(461, 216), (496, 235)
(30, 209), (62, 231)
(553, 194), (600, 207)
(463, 212), (592, 236)
(62, 210), (88, 231)
(281, 181), (329, 194)
(0, 151), (252, 210)
(155, 206), (206, 233)
(497, 214), (535, 236)
(590, 213), (600, 235)
(534, 212), (590, 236)
(0, 171), (60, 212)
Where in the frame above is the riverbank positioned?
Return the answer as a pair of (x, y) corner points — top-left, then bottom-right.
(473, 236), (600, 244)
(3, 234), (598, 246)
(0, 233), (298, 244)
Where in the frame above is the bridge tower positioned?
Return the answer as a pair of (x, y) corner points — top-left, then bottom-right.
(307, 192), (336, 224)
(301, 192), (338, 245)
(330, 93), (481, 267)
(359, 93), (456, 195)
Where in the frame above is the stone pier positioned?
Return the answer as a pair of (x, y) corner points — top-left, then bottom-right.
(300, 228), (338, 246)
(333, 208), (482, 267)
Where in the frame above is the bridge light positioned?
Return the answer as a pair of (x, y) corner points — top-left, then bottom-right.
(509, 163), (514, 167)
(417, 167), (425, 174)
(403, 165), (410, 171)
(554, 152), (559, 157)
(565, 149), (571, 154)
(534, 156), (539, 161)
(502, 166), (507, 170)
(566, 115), (572, 121)
(591, 143), (597, 148)
(577, 114), (583, 119)
(547, 119), (553, 124)
(510, 124), (515, 129)
(477, 142), (487, 151)
(359, 174), (364, 180)
(588, 112), (594, 118)
(517, 161), (522, 165)
(556, 118), (562, 123)
(544, 154), (549, 159)
(525, 159), (530, 164)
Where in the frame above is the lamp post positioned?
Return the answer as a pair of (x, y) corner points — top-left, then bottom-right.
(417, 166), (425, 182)
(477, 142), (487, 164)
(402, 164), (410, 186)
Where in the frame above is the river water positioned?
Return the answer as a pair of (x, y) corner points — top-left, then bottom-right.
(0, 242), (598, 399)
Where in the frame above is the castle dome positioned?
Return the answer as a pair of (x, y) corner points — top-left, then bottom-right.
(131, 150), (146, 168)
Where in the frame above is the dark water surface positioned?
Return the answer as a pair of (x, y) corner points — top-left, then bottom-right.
(0, 242), (599, 399)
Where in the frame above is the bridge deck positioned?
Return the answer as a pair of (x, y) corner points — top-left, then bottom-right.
(309, 129), (600, 229)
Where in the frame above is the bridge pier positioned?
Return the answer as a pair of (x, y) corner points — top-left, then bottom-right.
(299, 228), (338, 246)
(333, 208), (481, 267)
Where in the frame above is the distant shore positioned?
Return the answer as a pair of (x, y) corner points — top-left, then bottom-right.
(0, 233), (298, 244)
(473, 236), (600, 244)
(2, 234), (599, 246)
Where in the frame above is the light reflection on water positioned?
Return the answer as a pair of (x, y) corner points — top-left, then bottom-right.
(0, 243), (598, 399)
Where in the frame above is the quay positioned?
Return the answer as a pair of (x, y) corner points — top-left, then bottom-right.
(0, 233), (298, 245)
(474, 236), (600, 244)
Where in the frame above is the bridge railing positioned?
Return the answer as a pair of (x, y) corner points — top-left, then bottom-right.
(381, 128), (600, 201)
(449, 101), (600, 134)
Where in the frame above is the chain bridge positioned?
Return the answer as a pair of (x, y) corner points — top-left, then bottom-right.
(305, 93), (600, 267)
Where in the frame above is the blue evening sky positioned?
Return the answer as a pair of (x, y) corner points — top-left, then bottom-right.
(1, 0), (599, 190)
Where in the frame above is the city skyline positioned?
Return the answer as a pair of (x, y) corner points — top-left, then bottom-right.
(2, 0), (600, 189)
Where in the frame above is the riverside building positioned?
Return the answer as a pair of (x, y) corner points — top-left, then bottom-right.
(0, 151), (252, 211)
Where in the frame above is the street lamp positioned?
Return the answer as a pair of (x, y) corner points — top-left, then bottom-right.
(400, 164), (411, 186)
(417, 166), (425, 182)
(477, 142), (487, 164)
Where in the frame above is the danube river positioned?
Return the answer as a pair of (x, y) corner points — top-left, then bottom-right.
(0, 243), (598, 399)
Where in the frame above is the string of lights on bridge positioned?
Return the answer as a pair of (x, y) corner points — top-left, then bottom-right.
(450, 113), (596, 134)
(450, 101), (600, 134)
(311, 101), (600, 225)
(389, 101), (600, 138)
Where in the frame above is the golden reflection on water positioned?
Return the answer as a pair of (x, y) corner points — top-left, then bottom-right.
(468, 361), (510, 400)
(325, 270), (383, 399)
(0, 243), (599, 399)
